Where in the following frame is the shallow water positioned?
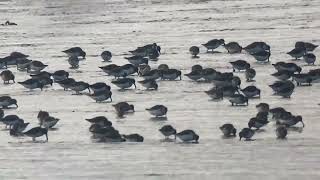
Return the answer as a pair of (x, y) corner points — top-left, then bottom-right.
(0, 0), (320, 179)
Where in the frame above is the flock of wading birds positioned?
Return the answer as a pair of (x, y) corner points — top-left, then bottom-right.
(0, 38), (318, 143)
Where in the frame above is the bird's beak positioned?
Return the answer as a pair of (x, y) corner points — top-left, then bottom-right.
(45, 133), (48, 142)
(15, 104), (18, 107)
(301, 120), (305, 128)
